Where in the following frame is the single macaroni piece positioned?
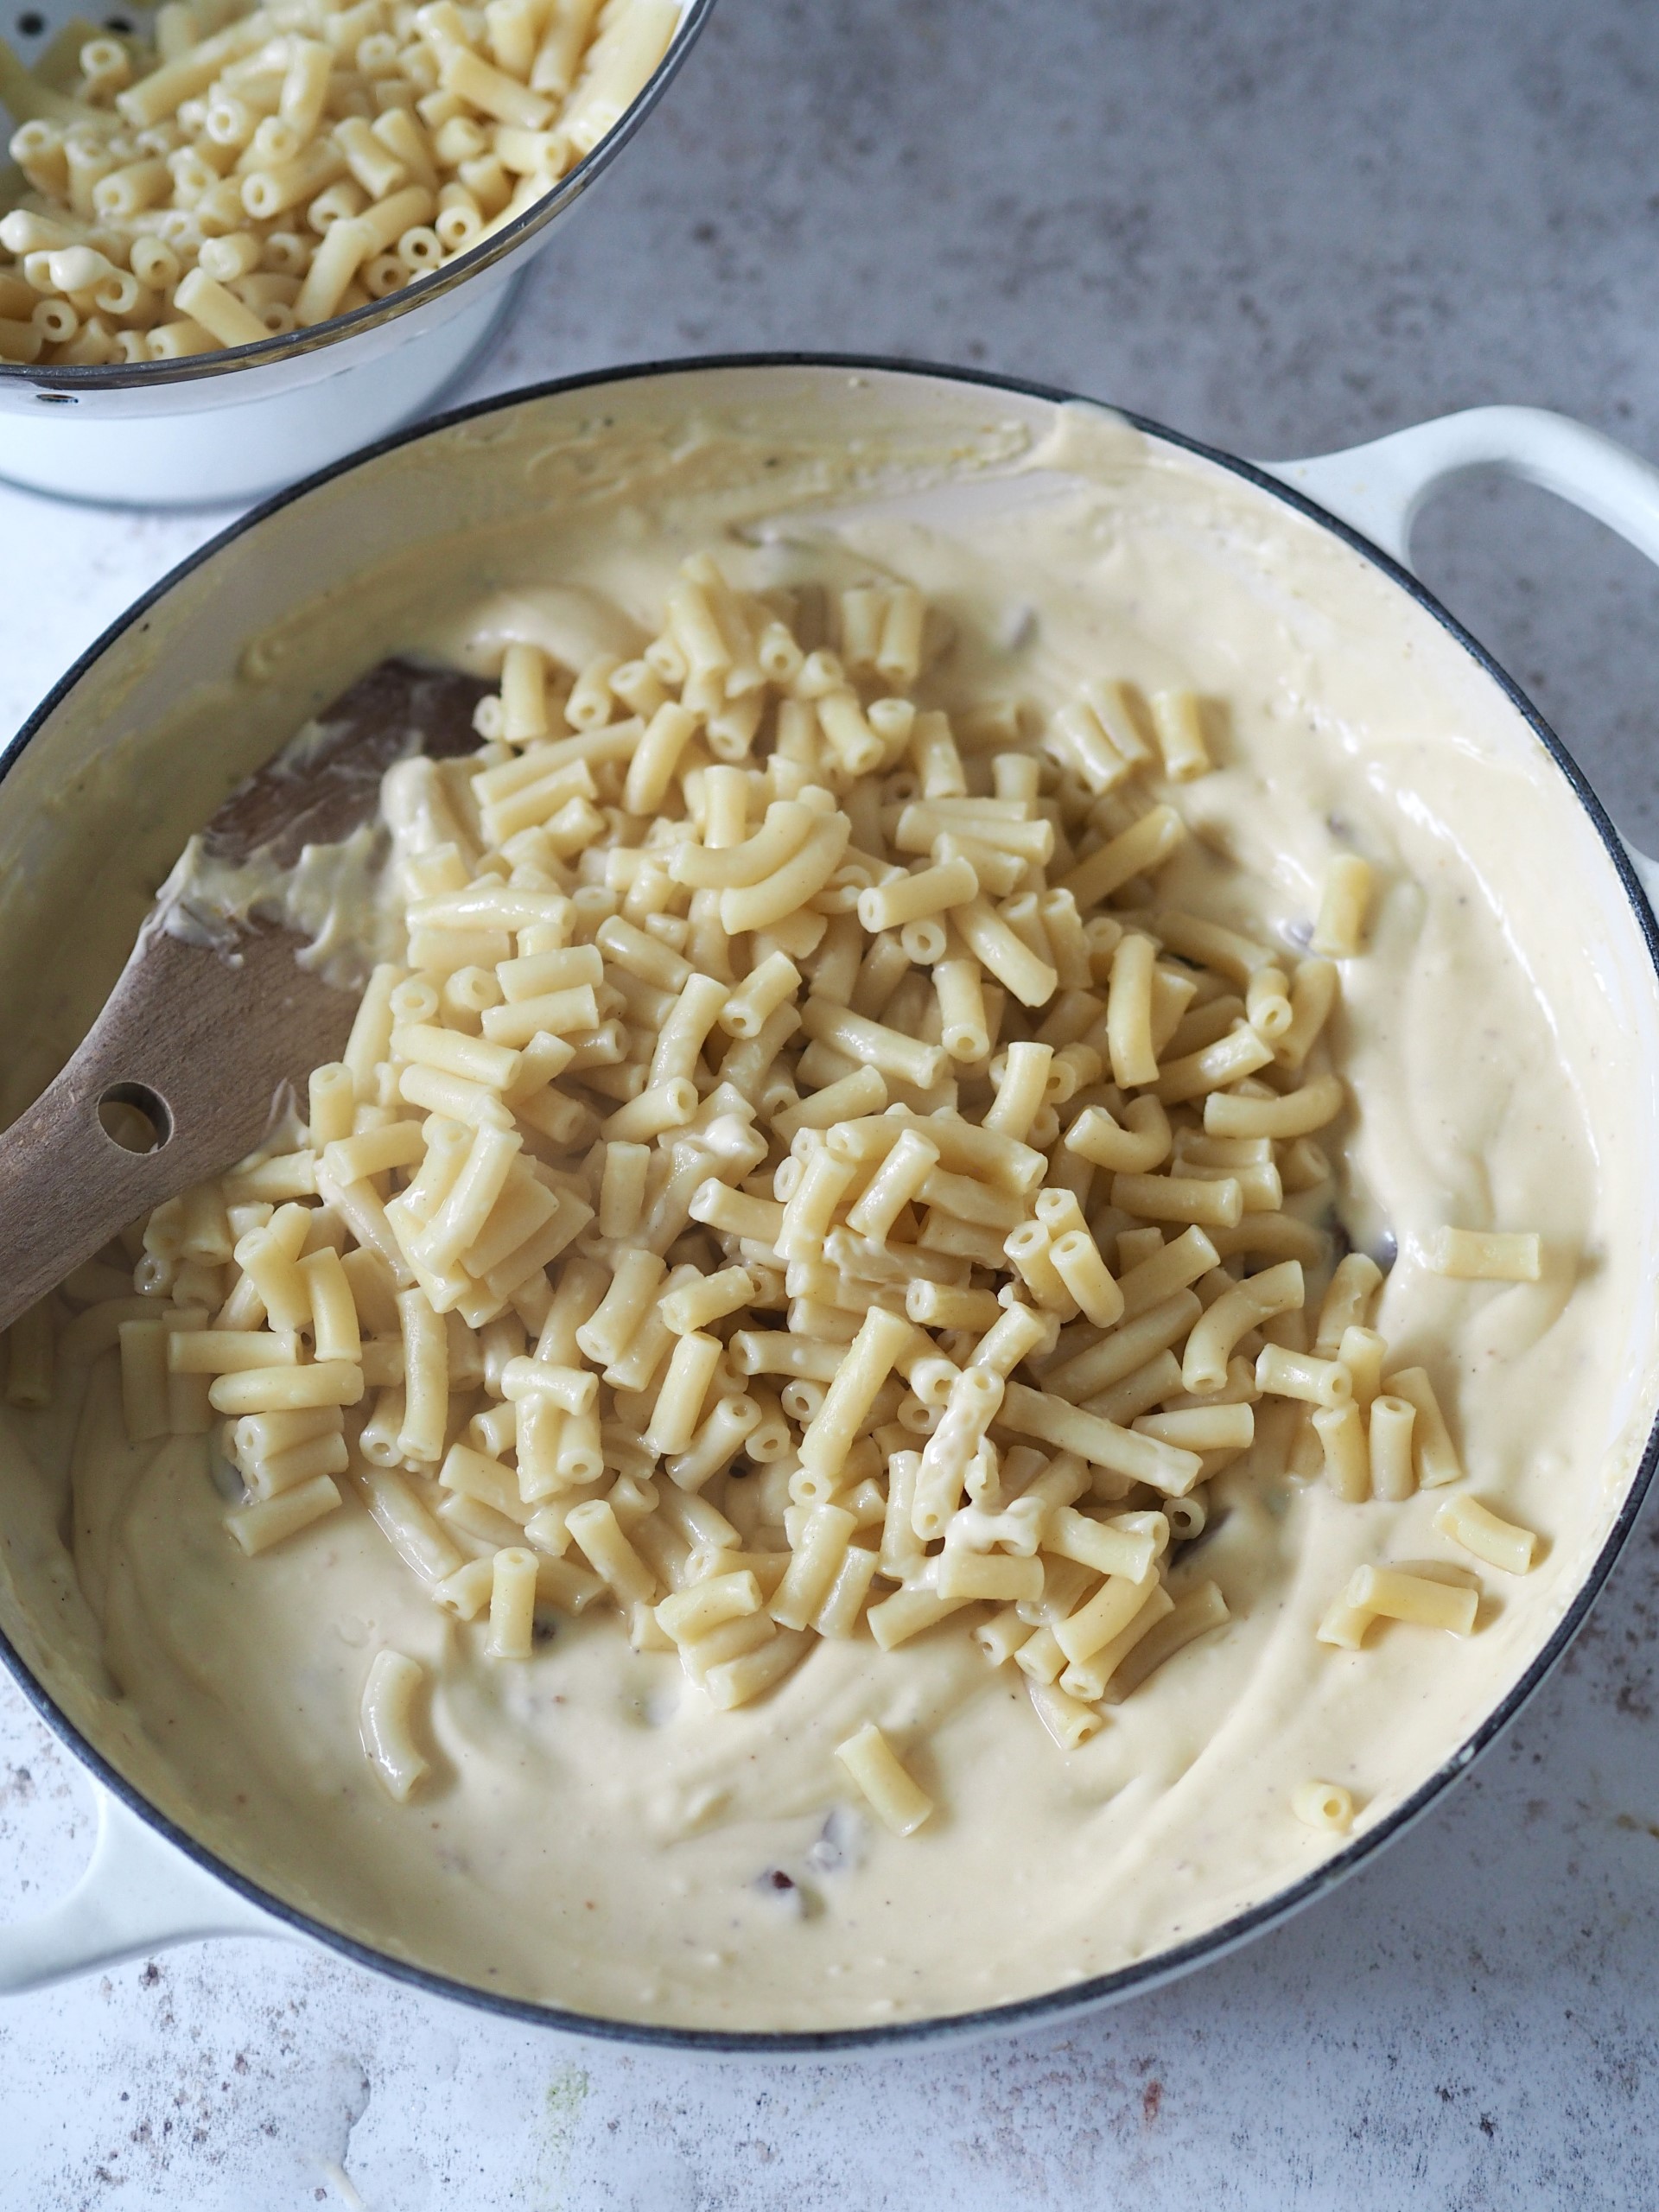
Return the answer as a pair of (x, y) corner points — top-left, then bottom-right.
(1367, 1393), (1416, 1502)
(1027, 1678), (1105, 1751)
(1433, 1493), (1538, 1575)
(1148, 690), (1211, 782)
(1313, 1400), (1369, 1503)
(1313, 1251), (1382, 1352)
(1319, 1563), (1480, 1648)
(1427, 1228), (1543, 1283)
(0, 0), (678, 366)
(834, 1719), (934, 1835)
(1291, 1780), (1355, 1834)
(359, 1649), (430, 1801)
(1381, 1367), (1463, 1490)
(70, 550), (1552, 1855)
(1255, 1344), (1351, 1409)
(1309, 853), (1373, 957)
(486, 1545), (540, 1657)
(226, 1472), (343, 1554)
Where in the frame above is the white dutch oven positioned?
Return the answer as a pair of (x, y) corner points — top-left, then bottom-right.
(2, 359), (1658, 2052)
(0, 0), (713, 506)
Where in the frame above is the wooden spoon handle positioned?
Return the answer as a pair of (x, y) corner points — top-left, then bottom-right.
(0, 1042), (189, 1335)
(0, 926), (355, 1338)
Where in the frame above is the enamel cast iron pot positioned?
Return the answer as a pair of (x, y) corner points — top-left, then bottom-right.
(2, 358), (1659, 2053)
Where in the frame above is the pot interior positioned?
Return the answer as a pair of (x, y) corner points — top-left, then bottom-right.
(3, 361), (1657, 2040)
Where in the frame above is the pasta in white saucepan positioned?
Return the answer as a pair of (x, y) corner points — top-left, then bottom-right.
(10, 556), (1546, 1835)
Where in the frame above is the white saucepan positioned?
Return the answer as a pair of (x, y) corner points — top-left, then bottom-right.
(0, 0), (714, 506)
(2, 359), (1657, 2051)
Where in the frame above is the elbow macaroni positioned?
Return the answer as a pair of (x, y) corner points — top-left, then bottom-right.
(0, 0), (679, 365)
(44, 552), (1546, 1839)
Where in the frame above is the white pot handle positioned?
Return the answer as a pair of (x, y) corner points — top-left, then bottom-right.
(1262, 403), (1659, 573)
(1262, 404), (1659, 904)
(0, 1783), (285, 1994)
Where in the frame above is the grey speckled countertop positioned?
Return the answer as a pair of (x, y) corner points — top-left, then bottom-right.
(3, 3), (1659, 2205)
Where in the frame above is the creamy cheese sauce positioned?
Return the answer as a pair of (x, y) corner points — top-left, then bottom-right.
(5, 399), (1659, 2031)
(156, 819), (395, 991)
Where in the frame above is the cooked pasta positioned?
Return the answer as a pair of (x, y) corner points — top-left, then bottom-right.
(30, 550), (1538, 1835)
(0, 0), (679, 365)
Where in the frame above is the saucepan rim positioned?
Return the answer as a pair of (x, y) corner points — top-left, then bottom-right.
(3, 351), (1655, 2054)
(0, 0), (717, 396)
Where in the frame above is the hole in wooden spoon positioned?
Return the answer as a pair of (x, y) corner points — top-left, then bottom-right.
(98, 1083), (172, 1154)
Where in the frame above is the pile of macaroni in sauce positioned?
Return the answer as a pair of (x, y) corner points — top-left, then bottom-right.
(7, 558), (1547, 1842)
(0, 0), (676, 365)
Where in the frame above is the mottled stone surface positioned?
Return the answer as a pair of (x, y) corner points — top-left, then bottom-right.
(4, 0), (1659, 2202)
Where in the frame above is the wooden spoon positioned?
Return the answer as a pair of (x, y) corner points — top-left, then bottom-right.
(0, 658), (486, 1336)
